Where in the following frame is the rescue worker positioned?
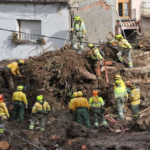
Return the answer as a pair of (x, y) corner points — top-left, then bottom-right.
(72, 91), (91, 128)
(12, 85), (28, 123)
(89, 90), (108, 129)
(113, 75), (126, 90)
(29, 95), (51, 132)
(127, 83), (141, 121)
(88, 43), (104, 79)
(71, 16), (86, 53)
(4, 60), (25, 89)
(114, 80), (128, 120)
(0, 94), (10, 133)
(69, 92), (78, 122)
(110, 34), (133, 68)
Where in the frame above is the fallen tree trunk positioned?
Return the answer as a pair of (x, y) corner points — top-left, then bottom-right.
(78, 67), (96, 80)
(126, 79), (150, 84)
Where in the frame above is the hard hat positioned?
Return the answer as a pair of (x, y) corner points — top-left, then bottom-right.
(127, 83), (136, 89)
(114, 75), (121, 79)
(0, 94), (4, 102)
(77, 91), (83, 97)
(88, 43), (95, 48)
(115, 34), (123, 40)
(17, 85), (24, 91)
(72, 92), (78, 98)
(18, 60), (24, 64)
(37, 95), (43, 101)
(74, 16), (81, 21)
(92, 90), (98, 96)
(115, 80), (122, 85)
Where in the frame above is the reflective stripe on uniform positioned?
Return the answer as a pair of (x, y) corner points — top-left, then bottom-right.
(40, 128), (45, 131)
(102, 121), (107, 125)
(29, 126), (34, 130)
(119, 57), (124, 61)
(94, 122), (98, 126)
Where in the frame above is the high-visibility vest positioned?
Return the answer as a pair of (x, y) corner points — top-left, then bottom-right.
(89, 97), (104, 108)
(114, 86), (128, 99)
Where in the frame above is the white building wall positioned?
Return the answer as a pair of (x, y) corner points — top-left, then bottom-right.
(0, 3), (69, 61)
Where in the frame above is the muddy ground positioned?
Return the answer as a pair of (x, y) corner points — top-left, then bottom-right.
(1, 45), (150, 150)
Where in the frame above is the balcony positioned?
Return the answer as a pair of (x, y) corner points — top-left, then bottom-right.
(117, 9), (136, 21)
(141, 2), (150, 17)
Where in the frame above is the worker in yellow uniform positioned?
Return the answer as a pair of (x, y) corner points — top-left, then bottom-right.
(69, 92), (78, 122)
(88, 43), (104, 79)
(71, 16), (86, 53)
(29, 95), (51, 132)
(127, 83), (141, 121)
(110, 34), (133, 68)
(114, 80), (128, 120)
(72, 91), (91, 128)
(4, 60), (25, 89)
(113, 75), (126, 90)
(0, 94), (10, 133)
(12, 85), (28, 123)
(89, 90), (108, 129)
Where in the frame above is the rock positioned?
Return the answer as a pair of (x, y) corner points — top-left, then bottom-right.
(0, 141), (10, 150)
(49, 117), (55, 122)
(125, 117), (132, 121)
(32, 138), (40, 145)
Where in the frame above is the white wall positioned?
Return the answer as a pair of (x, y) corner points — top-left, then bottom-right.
(0, 3), (69, 61)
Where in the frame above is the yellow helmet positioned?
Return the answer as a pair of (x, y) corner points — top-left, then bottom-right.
(37, 95), (43, 101)
(77, 91), (83, 97)
(72, 92), (78, 98)
(114, 75), (121, 79)
(17, 85), (24, 91)
(88, 43), (95, 48)
(115, 34), (123, 40)
(74, 16), (81, 21)
(18, 60), (24, 64)
(127, 83), (136, 89)
(115, 80), (122, 86)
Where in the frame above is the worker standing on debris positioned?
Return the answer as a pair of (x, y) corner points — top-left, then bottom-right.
(110, 34), (133, 68)
(0, 94), (10, 133)
(29, 95), (51, 132)
(4, 60), (25, 89)
(127, 83), (141, 121)
(12, 85), (28, 123)
(71, 16), (86, 53)
(89, 90), (108, 129)
(72, 91), (91, 128)
(114, 81), (128, 120)
(69, 92), (78, 122)
(88, 43), (104, 79)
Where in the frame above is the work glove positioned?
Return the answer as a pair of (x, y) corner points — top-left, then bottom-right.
(82, 35), (85, 38)
(100, 60), (104, 66)
(17, 74), (22, 77)
(25, 105), (28, 109)
(69, 28), (74, 32)
(1, 116), (7, 121)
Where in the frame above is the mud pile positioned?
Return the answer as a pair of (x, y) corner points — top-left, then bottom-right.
(1, 46), (150, 149)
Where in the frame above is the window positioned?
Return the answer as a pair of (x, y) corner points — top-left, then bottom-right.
(18, 20), (41, 41)
(118, 0), (131, 18)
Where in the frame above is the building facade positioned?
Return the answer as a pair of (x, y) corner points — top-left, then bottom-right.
(0, 0), (69, 61)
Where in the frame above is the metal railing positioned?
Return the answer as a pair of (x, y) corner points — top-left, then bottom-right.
(141, 2), (150, 17)
(117, 9), (136, 20)
(19, 33), (41, 42)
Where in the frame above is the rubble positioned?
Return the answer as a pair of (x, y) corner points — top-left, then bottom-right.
(1, 44), (150, 149)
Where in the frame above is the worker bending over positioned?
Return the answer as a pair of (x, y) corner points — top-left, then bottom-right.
(29, 95), (50, 132)
(114, 81), (128, 120)
(12, 85), (28, 123)
(110, 34), (133, 68)
(71, 16), (86, 53)
(89, 90), (108, 129)
(72, 91), (91, 128)
(113, 75), (126, 90)
(88, 43), (104, 79)
(4, 60), (25, 89)
(0, 94), (10, 133)
(69, 92), (78, 122)
(127, 83), (141, 121)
